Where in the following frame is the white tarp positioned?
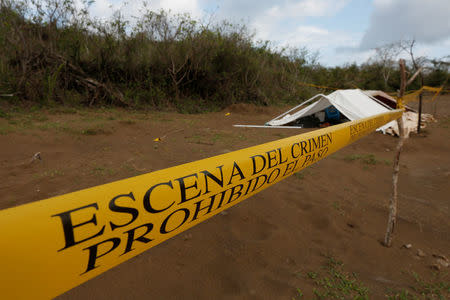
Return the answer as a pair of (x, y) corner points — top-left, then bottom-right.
(267, 89), (392, 126)
(265, 89), (436, 137)
(381, 111), (435, 137)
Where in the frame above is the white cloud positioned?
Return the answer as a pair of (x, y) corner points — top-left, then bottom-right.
(360, 0), (450, 49)
(249, 0), (351, 43)
(237, 1), (362, 66)
(159, 0), (202, 17)
(83, 0), (112, 20)
(87, 0), (139, 21)
(214, 0), (350, 20)
(288, 26), (330, 45)
(284, 26), (368, 65)
(267, 0), (350, 18)
(87, 0), (201, 21)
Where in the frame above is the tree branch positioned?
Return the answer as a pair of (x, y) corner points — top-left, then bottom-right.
(406, 67), (423, 86)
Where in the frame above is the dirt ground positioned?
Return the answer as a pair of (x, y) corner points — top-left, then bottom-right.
(0, 95), (449, 299)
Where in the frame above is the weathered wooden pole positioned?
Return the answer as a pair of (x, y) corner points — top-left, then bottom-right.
(417, 76), (424, 133)
(384, 59), (407, 247)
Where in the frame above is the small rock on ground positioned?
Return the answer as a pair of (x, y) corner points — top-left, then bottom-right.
(436, 258), (449, 268)
(417, 249), (426, 257)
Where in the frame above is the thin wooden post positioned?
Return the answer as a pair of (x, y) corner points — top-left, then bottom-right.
(384, 59), (407, 247)
(417, 76), (424, 133)
(417, 91), (423, 133)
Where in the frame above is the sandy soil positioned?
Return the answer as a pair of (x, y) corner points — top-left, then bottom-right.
(1, 95), (449, 299)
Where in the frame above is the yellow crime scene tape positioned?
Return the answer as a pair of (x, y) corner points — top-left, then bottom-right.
(0, 109), (402, 299)
(389, 85), (446, 104)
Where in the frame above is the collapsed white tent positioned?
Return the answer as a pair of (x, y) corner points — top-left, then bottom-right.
(267, 89), (391, 125)
(265, 89), (406, 135)
(235, 89), (434, 136)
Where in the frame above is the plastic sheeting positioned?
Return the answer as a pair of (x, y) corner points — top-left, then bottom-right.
(266, 89), (436, 137)
(380, 112), (435, 137)
(267, 89), (391, 126)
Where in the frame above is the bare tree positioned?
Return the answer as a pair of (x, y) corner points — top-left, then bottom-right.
(137, 9), (201, 100)
(400, 39), (426, 132)
(400, 39), (427, 72)
(374, 42), (402, 89)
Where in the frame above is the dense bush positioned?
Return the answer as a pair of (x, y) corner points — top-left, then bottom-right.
(0, 0), (448, 112)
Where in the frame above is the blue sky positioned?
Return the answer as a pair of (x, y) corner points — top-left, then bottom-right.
(88, 0), (450, 66)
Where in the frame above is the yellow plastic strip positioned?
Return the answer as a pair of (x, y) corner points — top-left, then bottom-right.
(389, 86), (448, 99)
(394, 86), (446, 104)
(429, 87), (443, 102)
(0, 110), (403, 299)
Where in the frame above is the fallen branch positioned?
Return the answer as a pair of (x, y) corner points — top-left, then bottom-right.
(50, 54), (128, 107)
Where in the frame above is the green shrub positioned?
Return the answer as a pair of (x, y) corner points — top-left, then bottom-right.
(0, 1), (447, 112)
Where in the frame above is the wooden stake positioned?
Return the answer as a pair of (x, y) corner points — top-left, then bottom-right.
(417, 70), (424, 134)
(384, 59), (407, 247)
(417, 90), (423, 133)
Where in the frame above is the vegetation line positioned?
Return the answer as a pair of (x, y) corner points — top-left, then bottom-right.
(0, 1), (448, 112)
